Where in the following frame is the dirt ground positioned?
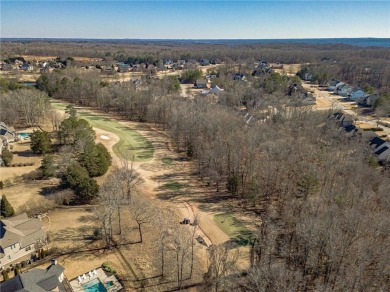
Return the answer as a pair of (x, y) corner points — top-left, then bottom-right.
(0, 71), (40, 82)
(273, 63), (301, 76)
(35, 208), (126, 281)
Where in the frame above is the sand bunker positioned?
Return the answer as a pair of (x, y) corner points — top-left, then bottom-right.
(100, 135), (110, 140)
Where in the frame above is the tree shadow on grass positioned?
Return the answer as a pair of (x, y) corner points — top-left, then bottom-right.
(78, 215), (96, 223)
(40, 185), (62, 196)
(12, 150), (36, 157)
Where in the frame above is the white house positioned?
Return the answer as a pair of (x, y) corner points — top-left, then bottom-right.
(0, 213), (47, 269)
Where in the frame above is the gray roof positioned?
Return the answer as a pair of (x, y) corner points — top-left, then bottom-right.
(0, 275), (24, 291)
(0, 263), (65, 292)
(0, 213), (45, 248)
(349, 87), (364, 94)
(375, 146), (389, 156)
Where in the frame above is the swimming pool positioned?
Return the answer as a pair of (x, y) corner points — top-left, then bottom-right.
(18, 133), (30, 138)
(82, 279), (107, 292)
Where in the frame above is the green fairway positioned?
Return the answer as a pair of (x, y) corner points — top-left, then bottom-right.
(214, 213), (253, 246)
(163, 181), (186, 190)
(161, 157), (174, 165)
(51, 102), (154, 162)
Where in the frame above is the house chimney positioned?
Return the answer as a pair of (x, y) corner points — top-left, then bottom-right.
(51, 258), (57, 265)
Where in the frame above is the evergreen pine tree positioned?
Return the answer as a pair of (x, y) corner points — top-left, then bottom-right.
(0, 194), (15, 218)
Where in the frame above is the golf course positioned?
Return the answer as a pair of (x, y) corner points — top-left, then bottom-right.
(51, 101), (154, 162)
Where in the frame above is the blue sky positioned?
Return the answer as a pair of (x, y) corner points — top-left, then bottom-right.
(1, 1), (389, 39)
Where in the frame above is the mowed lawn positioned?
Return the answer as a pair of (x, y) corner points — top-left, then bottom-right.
(51, 102), (154, 162)
(214, 213), (253, 246)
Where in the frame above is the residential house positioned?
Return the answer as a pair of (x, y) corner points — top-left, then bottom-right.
(172, 63), (184, 71)
(232, 73), (246, 81)
(332, 81), (345, 93)
(194, 79), (209, 89)
(369, 136), (390, 162)
(325, 79), (341, 91)
(0, 213), (47, 269)
(370, 136), (390, 152)
(374, 145), (390, 162)
(209, 85), (224, 94)
(205, 75), (217, 80)
(200, 59), (210, 66)
(335, 84), (353, 97)
(14, 60), (23, 67)
(347, 88), (366, 101)
(0, 122), (16, 143)
(366, 94), (380, 107)
(118, 63), (131, 73)
(20, 63), (34, 71)
(0, 259), (67, 292)
(329, 112), (354, 127)
(342, 124), (360, 137)
(131, 64), (141, 72)
(302, 73), (313, 81)
(164, 60), (173, 66)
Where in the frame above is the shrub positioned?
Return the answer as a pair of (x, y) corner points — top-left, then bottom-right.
(92, 228), (102, 240)
(1, 149), (13, 166)
(363, 127), (383, 132)
(2, 270), (9, 281)
(0, 181), (3, 189)
(102, 262), (116, 274)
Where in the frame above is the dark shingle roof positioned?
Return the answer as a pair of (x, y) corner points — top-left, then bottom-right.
(0, 276), (24, 291)
(0, 264), (65, 292)
(344, 125), (357, 133)
(370, 137), (386, 148)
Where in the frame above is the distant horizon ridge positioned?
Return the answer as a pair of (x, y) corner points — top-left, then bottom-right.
(1, 37), (389, 48)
